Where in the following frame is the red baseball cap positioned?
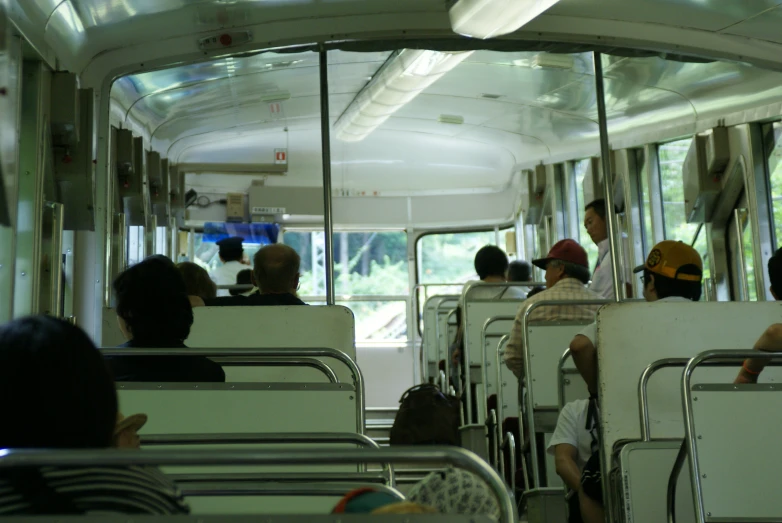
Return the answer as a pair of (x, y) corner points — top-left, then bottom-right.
(532, 239), (589, 269)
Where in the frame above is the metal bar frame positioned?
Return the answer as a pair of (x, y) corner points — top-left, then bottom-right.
(501, 431), (517, 494)
(318, 48), (335, 305)
(101, 346), (365, 435)
(141, 432), (394, 486)
(424, 294), (459, 383)
(593, 51), (622, 303)
(0, 447), (517, 523)
(178, 481), (405, 499)
(733, 207), (752, 301)
(557, 348), (572, 411)
(444, 307), (458, 393)
(209, 357), (339, 383)
(495, 334), (511, 456)
(519, 298), (608, 488)
(680, 350), (782, 523)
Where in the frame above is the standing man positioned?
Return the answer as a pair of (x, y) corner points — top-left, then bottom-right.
(210, 236), (247, 297)
(583, 199), (632, 299)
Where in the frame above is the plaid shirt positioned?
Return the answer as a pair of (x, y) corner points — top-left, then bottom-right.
(504, 278), (603, 378)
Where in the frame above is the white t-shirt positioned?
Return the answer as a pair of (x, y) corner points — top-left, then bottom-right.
(467, 281), (527, 301)
(210, 260), (247, 297)
(576, 295), (694, 345)
(588, 237), (633, 299)
(546, 399), (595, 472)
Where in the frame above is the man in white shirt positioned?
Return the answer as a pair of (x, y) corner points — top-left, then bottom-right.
(468, 245), (527, 300)
(210, 236), (248, 297)
(568, 240), (703, 523)
(584, 199), (632, 299)
(547, 399), (598, 523)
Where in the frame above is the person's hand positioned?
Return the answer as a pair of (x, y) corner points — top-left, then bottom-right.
(735, 369), (758, 385)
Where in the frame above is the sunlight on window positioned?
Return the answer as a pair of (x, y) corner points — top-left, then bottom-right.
(573, 159), (599, 269)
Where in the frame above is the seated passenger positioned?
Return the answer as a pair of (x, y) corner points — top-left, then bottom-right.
(0, 316), (188, 515)
(503, 239), (602, 379)
(547, 399), (598, 523)
(176, 261), (217, 307)
(509, 260), (544, 296)
(568, 240), (702, 523)
(735, 247), (782, 384)
(229, 268), (254, 296)
(108, 255), (225, 382)
(469, 245), (526, 300)
(206, 244), (306, 306)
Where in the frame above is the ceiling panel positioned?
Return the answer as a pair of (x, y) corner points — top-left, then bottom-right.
(721, 4), (782, 43)
(547, 0), (778, 32)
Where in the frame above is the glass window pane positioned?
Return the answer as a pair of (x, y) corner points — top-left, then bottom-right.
(639, 161), (655, 254)
(573, 159), (599, 269)
(740, 208), (757, 301)
(337, 300), (407, 342)
(765, 123), (782, 247)
(417, 230), (502, 284)
(659, 139), (699, 243)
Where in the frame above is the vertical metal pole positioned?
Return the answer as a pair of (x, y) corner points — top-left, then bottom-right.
(319, 47), (335, 305)
(593, 52), (621, 303)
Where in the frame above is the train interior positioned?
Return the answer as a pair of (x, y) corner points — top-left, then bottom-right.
(3, 0), (782, 521)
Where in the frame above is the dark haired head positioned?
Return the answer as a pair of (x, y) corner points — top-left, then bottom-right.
(768, 247), (782, 300)
(114, 255), (193, 345)
(643, 263), (702, 301)
(474, 245), (509, 280)
(585, 199), (606, 220)
(0, 316), (117, 448)
(230, 269), (253, 296)
(507, 260), (532, 282)
(177, 262), (217, 300)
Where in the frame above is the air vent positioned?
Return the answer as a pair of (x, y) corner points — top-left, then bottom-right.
(481, 93), (502, 99)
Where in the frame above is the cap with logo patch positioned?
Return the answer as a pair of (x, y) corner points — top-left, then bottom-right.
(633, 240), (703, 282)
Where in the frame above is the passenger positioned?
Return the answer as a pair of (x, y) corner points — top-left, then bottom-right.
(210, 236), (248, 296)
(507, 260), (532, 284)
(389, 385), (500, 520)
(568, 240), (702, 523)
(0, 316), (188, 515)
(547, 399), (598, 523)
(735, 247), (782, 384)
(469, 245), (526, 300)
(206, 244), (307, 306)
(108, 255), (226, 382)
(583, 199), (632, 299)
(503, 239), (602, 379)
(176, 261), (217, 307)
(229, 268), (254, 296)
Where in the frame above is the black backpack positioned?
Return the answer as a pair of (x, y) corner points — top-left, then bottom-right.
(389, 384), (461, 446)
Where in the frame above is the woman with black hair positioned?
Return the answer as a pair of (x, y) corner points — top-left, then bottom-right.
(0, 316), (189, 514)
(108, 255), (225, 382)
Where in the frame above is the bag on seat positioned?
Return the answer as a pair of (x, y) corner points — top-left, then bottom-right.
(390, 384), (460, 446)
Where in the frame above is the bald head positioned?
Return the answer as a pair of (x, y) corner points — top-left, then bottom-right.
(253, 244), (301, 294)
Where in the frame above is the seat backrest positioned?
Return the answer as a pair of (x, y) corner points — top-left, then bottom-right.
(423, 295), (458, 378)
(187, 305), (355, 382)
(527, 323), (591, 410)
(596, 302), (782, 467)
(688, 382), (782, 520)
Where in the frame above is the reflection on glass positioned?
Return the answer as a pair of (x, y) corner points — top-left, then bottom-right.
(573, 159), (599, 269)
(659, 139), (698, 242)
(127, 226), (145, 266)
(337, 300), (407, 342)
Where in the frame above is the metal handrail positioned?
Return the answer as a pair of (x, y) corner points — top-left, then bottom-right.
(211, 356), (339, 383)
(494, 334), (511, 457)
(486, 409), (500, 472)
(519, 299), (607, 488)
(502, 431), (517, 494)
(480, 315), (516, 427)
(444, 307), (458, 393)
(0, 447), (517, 523)
(141, 432), (394, 486)
(178, 481), (405, 499)
(557, 348), (572, 411)
(678, 350), (782, 523)
(101, 347), (365, 436)
(426, 294), (459, 383)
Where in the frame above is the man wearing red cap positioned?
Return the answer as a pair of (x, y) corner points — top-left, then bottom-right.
(503, 239), (603, 379)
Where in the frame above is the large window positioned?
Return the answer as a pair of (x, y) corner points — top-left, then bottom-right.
(658, 139), (710, 278)
(639, 160), (655, 255)
(764, 122), (782, 247)
(284, 230), (409, 342)
(573, 159), (599, 269)
(417, 230), (508, 285)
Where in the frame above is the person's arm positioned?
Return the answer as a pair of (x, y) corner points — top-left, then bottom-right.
(570, 334), (598, 395)
(735, 323), (782, 384)
(503, 315), (524, 378)
(554, 443), (582, 492)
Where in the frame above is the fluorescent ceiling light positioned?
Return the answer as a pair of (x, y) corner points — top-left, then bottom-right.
(449, 0), (561, 39)
(334, 49), (473, 142)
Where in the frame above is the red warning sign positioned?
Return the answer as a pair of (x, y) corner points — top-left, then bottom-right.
(274, 149), (287, 164)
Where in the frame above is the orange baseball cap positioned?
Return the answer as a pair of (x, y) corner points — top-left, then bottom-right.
(633, 240), (703, 282)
